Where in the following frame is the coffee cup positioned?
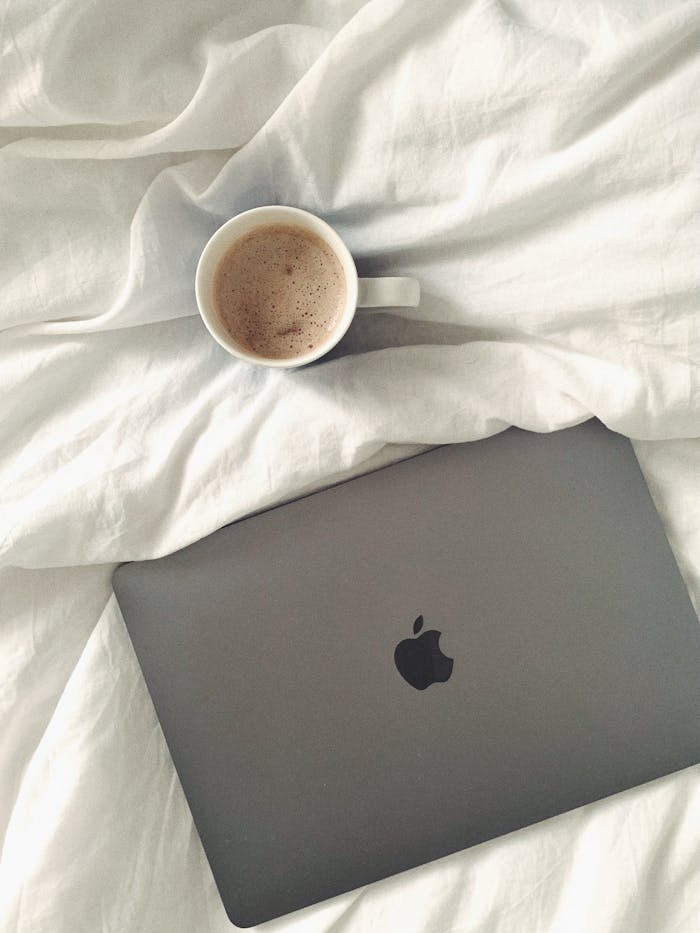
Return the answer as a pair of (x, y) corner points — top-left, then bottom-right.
(195, 205), (420, 368)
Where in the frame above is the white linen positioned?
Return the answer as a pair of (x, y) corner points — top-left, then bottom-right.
(1, 0), (699, 930)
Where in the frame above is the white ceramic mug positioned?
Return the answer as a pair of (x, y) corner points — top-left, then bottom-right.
(195, 205), (420, 368)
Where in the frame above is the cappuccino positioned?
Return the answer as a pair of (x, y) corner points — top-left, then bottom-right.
(213, 224), (346, 360)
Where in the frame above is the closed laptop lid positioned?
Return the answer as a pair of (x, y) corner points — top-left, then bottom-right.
(113, 420), (700, 927)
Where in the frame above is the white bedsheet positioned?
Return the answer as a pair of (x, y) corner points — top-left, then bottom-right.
(1, 1), (699, 930)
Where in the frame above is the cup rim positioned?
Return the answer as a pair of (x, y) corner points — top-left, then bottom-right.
(195, 205), (359, 369)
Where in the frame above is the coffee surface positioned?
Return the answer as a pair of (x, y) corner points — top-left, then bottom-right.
(213, 224), (346, 360)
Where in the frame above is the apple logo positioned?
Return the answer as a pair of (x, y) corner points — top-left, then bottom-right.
(394, 615), (454, 691)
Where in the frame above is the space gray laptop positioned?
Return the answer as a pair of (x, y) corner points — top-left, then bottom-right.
(113, 419), (700, 927)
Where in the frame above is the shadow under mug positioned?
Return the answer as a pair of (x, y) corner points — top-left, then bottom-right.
(195, 205), (420, 368)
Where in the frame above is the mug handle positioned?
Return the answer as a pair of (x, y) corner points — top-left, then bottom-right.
(357, 277), (420, 308)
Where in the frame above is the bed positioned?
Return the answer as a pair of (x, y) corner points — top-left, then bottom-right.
(1, 1), (699, 930)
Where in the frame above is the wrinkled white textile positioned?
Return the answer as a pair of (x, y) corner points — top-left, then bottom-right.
(1, 0), (699, 930)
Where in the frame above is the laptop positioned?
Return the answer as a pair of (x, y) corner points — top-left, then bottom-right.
(113, 419), (700, 927)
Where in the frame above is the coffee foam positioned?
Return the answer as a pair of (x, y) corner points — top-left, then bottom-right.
(213, 223), (347, 360)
